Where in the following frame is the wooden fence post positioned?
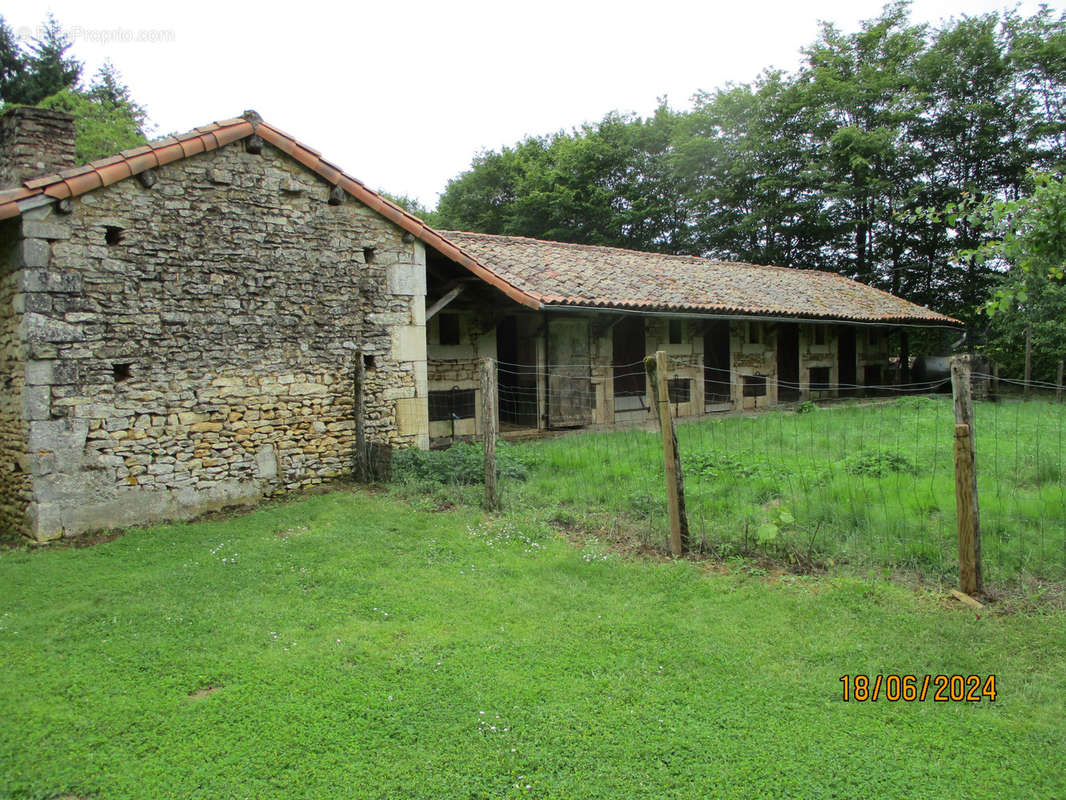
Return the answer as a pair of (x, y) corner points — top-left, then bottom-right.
(950, 356), (983, 596)
(646, 350), (689, 556)
(354, 353), (369, 482)
(1057, 360), (1064, 403)
(991, 362), (999, 399)
(481, 357), (499, 511)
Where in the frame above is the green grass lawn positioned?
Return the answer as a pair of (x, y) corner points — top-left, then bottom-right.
(494, 397), (1066, 582)
(2, 489), (1064, 799)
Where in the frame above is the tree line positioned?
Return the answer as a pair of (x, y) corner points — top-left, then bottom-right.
(0, 14), (148, 164)
(429, 2), (1066, 332)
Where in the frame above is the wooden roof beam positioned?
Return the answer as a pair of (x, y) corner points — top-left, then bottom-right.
(426, 282), (468, 321)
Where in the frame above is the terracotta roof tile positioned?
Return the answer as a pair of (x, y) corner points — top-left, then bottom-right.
(0, 112), (935, 326)
(178, 137), (206, 158)
(63, 171), (103, 196)
(289, 144), (321, 172)
(124, 151), (159, 175)
(438, 231), (959, 325)
(258, 126), (294, 155)
(212, 125), (247, 148)
(42, 183), (72, 199)
(98, 161), (134, 186)
(0, 117), (253, 218)
(119, 144), (154, 158)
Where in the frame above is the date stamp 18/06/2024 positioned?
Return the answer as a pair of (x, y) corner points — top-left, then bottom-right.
(839, 674), (997, 702)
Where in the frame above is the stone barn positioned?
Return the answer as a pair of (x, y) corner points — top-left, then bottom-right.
(0, 107), (489, 540)
(0, 106), (958, 541)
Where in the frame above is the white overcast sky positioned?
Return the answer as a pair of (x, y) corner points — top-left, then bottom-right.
(7, 0), (1062, 207)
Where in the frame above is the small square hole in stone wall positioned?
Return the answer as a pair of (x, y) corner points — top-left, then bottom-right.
(113, 363), (132, 382)
(105, 226), (124, 246)
(363, 247), (376, 264)
(363, 354), (376, 370)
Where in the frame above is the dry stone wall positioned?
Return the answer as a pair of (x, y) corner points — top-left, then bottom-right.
(0, 231), (30, 537)
(0, 108), (76, 188)
(5, 139), (427, 540)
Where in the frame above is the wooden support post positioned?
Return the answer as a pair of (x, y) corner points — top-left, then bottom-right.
(991, 362), (1000, 399)
(646, 350), (689, 556)
(900, 330), (910, 386)
(481, 357), (499, 511)
(950, 356), (982, 595)
(1025, 325), (1032, 400)
(354, 353), (368, 482)
(1058, 360), (1064, 403)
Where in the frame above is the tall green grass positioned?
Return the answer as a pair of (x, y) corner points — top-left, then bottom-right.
(496, 397), (1066, 582)
(3, 490), (1065, 798)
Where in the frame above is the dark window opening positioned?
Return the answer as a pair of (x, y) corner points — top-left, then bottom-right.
(863, 364), (882, 387)
(363, 354), (376, 371)
(777, 322), (800, 402)
(497, 316), (538, 427)
(667, 378), (690, 403)
(837, 327), (857, 396)
(814, 325), (826, 346)
(809, 366), (831, 391)
(868, 329), (879, 346)
(668, 320), (682, 344)
(613, 315), (646, 398)
(112, 362), (132, 382)
(105, 226), (124, 246)
(742, 375), (767, 397)
(363, 246), (376, 264)
(438, 313), (460, 346)
(703, 320), (731, 403)
(748, 322), (761, 345)
(429, 388), (476, 422)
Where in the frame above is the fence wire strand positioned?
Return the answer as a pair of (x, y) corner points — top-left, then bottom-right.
(429, 358), (1066, 583)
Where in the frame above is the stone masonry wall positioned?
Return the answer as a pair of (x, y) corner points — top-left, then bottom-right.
(0, 223), (30, 537)
(8, 139), (427, 540)
(0, 108), (76, 188)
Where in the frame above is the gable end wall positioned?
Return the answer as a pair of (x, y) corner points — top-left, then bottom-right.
(6, 140), (427, 540)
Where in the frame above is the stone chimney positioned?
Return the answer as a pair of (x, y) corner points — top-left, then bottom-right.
(0, 107), (77, 188)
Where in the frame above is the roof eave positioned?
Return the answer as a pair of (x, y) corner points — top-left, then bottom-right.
(538, 302), (963, 328)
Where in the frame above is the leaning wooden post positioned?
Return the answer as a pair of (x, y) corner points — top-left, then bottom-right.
(354, 353), (369, 482)
(1057, 360), (1064, 403)
(481, 357), (499, 511)
(1024, 326), (1033, 400)
(950, 356), (983, 596)
(646, 350), (689, 556)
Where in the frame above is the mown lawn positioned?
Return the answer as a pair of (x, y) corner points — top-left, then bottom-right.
(1, 489), (1064, 799)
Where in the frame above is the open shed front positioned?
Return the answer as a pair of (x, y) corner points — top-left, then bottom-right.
(424, 298), (915, 447)
(421, 232), (958, 447)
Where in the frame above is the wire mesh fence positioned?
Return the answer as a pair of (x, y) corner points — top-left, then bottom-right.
(397, 357), (1066, 584)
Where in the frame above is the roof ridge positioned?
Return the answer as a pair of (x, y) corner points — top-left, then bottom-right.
(444, 230), (960, 325)
(0, 113), (544, 313)
(2, 116), (255, 215)
(441, 229), (875, 284)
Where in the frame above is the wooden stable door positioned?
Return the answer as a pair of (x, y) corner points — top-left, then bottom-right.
(547, 318), (593, 428)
